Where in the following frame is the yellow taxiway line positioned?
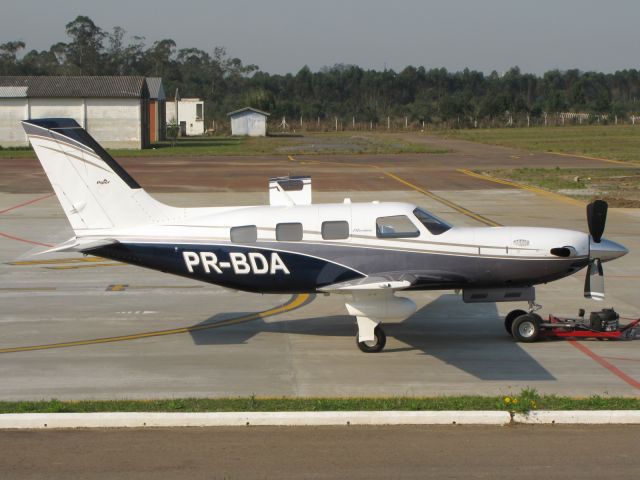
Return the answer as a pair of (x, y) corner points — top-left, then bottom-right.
(549, 151), (638, 166)
(8, 257), (109, 265)
(7, 257), (123, 270)
(382, 171), (501, 227)
(0, 293), (312, 354)
(285, 155), (501, 227)
(456, 169), (585, 207)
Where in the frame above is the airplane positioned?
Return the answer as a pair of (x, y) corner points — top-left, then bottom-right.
(21, 118), (628, 352)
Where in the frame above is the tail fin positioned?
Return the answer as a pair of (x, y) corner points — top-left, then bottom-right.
(22, 118), (177, 232)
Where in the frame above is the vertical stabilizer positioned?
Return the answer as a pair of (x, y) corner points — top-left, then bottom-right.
(22, 118), (178, 232)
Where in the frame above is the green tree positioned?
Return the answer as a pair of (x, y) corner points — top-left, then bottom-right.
(64, 15), (106, 74)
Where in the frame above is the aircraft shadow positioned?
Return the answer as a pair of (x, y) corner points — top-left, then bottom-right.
(189, 294), (554, 381)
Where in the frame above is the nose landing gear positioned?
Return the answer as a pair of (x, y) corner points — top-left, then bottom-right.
(505, 300), (544, 341)
(510, 313), (543, 342)
(504, 309), (527, 336)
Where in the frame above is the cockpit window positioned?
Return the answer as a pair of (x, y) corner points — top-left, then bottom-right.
(413, 208), (452, 235)
(376, 215), (420, 238)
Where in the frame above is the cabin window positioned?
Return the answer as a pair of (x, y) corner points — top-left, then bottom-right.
(230, 225), (257, 243)
(321, 221), (349, 240)
(276, 222), (303, 241)
(196, 103), (203, 120)
(413, 208), (452, 235)
(376, 215), (420, 238)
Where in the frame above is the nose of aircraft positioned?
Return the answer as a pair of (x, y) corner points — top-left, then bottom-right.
(590, 237), (628, 262)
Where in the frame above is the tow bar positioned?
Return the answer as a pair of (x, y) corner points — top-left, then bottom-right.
(506, 308), (639, 343)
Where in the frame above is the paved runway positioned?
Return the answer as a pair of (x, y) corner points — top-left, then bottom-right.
(1, 139), (639, 400)
(2, 425), (639, 479)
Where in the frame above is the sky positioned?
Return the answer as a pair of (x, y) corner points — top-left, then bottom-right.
(2, 0), (639, 75)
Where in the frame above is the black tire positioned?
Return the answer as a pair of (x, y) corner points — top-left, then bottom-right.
(356, 325), (387, 353)
(504, 309), (527, 336)
(511, 314), (541, 343)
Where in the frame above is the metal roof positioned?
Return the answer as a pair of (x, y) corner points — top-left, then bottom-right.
(0, 86), (27, 98)
(146, 77), (166, 100)
(0, 76), (149, 98)
(227, 106), (271, 117)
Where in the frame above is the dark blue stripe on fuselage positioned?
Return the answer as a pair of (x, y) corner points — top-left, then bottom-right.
(91, 243), (364, 293)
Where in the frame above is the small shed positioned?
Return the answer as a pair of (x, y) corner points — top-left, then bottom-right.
(228, 107), (270, 136)
(166, 98), (205, 136)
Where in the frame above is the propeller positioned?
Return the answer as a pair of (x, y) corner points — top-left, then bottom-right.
(584, 200), (608, 300)
(587, 200), (607, 243)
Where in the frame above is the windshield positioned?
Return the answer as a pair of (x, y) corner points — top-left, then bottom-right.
(413, 208), (452, 235)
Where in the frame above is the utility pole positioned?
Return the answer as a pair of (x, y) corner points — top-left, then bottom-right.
(174, 88), (180, 136)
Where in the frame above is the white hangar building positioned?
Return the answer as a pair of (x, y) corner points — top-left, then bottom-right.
(0, 76), (150, 149)
(228, 107), (270, 136)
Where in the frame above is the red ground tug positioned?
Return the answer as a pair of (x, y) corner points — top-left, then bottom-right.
(505, 308), (639, 343)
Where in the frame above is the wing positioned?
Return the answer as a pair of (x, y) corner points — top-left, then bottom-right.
(319, 270), (469, 293)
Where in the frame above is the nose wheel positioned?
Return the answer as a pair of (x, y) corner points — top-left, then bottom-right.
(504, 309), (527, 336)
(511, 313), (543, 342)
(356, 325), (387, 353)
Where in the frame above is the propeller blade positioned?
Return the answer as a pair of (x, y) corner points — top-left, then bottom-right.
(584, 258), (604, 300)
(587, 200), (608, 243)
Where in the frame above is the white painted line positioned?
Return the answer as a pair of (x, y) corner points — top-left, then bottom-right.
(514, 410), (640, 424)
(0, 411), (511, 429)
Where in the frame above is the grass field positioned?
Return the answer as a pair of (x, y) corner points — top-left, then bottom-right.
(484, 167), (640, 207)
(1, 393), (638, 414)
(0, 132), (447, 159)
(442, 125), (640, 163)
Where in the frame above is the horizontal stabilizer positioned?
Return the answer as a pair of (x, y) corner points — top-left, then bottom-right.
(36, 237), (118, 255)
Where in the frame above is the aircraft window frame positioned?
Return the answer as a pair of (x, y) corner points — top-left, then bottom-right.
(230, 225), (258, 243)
(321, 221), (350, 240)
(276, 222), (303, 241)
(413, 208), (452, 235)
(375, 215), (420, 239)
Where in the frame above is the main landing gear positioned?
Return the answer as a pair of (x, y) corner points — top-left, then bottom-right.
(346, 292), (416, 353)
(356, 324), (387, 353)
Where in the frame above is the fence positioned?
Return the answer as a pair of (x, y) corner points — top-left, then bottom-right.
(205, 112), (640, 135)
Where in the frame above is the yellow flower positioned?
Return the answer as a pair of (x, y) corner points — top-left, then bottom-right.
(513, 398), (518, 404)
(504, 396), (511, 404)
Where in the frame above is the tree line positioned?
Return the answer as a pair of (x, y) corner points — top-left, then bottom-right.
(2, 15), (639, 128)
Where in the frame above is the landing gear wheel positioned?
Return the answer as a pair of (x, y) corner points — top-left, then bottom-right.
(504, 309), (527, 336)
(511, 314), (542, 343)
(356, 325), (387, 353)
